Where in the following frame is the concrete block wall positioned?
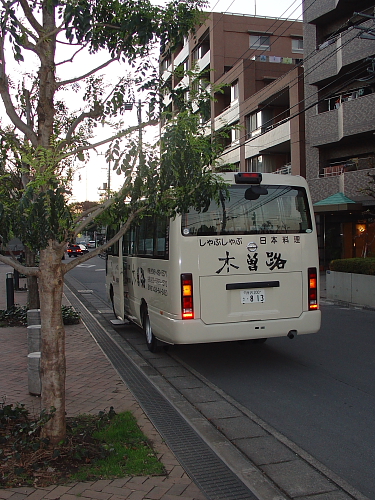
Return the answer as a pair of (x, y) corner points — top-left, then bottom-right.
(326, 270), (375, 308)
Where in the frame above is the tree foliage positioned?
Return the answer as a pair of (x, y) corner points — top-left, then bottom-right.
(0, 0), (228, 444)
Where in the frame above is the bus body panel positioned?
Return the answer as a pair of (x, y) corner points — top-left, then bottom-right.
(199, 271), (303, 324)
(148, 309), (321, 344)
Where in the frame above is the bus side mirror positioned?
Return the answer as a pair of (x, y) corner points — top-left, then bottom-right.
(245, 186), (268, 200)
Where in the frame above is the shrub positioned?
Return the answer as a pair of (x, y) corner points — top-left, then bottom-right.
(0, 305), (80, 327)
(61, 305), (81, 325)
(329, 258), (375, 275)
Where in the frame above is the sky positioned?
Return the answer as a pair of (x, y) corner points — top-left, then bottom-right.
(1, 0), (303, 202)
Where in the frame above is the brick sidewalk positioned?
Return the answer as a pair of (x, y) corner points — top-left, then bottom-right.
(0, 263), (206, 500)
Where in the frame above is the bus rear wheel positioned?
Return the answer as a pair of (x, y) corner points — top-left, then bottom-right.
(143, 312), (159, 353)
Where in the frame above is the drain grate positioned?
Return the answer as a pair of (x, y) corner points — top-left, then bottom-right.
(64, 281), (258, 500)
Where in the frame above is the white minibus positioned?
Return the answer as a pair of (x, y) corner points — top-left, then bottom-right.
(106, 172), (321, 351)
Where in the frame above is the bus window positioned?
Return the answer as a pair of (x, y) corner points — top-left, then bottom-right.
(181, 185), (312, 236)
(106, 225), (120, 256)
(137, 217), (154, 256)
(133, 216), (169, 259)
(155, 218), (169, 259)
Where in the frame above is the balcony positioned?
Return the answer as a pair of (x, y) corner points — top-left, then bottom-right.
(319, 156), (375, 178)
(161, 63), (173, 82)
(245, 120), (290, 158)
(306, 23), (375, 85)
(214, 100), (239, 129)
(217, 145), (241, 166)
(194, 49), (210, 72)
(309, 92), (375, 146)
(173, 43), (189, 68)
(274, 164), (292, 175)
(304, 0), (337, 23)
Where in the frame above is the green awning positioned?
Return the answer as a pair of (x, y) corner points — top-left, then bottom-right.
(313, 192), (361, 212)
(314, 192), (356, 206)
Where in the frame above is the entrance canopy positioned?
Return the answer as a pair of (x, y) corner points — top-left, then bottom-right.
(313, 192), (361, 212)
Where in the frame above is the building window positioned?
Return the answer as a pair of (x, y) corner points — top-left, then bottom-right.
(246, 111), (262, 137)
(250, 35), (270, 50)
(247, 156), (263, 172)
(161, 55), (171, 72)
(192, 36), (210, 62)
(231, 123), (240, 144)
(231, 80), (239, 103)
(292, 38), (303, 53)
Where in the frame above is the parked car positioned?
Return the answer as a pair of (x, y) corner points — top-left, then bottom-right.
(67, 244), (89, 257)
(86, 241), (96, 248)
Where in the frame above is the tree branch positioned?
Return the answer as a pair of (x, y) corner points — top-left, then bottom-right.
(72, 203), (101, 225)
(63, 207), (146, 274)
(59, 102), (104, 150)
(0, 254), (39, 276)
(56, 58), (119, 89)
(73, 195), (119, 236)
(19, 0), (43, 33)
(0, 70), (38, 147)
(55, 44), (86, 67)
(60, 119), (158, 158)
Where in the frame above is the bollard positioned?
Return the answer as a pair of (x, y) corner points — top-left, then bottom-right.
(27, 309), (41, 326)
(27, 325), (41, 353)
(27, 352), (41, 396)
(6, 272), (14, 310)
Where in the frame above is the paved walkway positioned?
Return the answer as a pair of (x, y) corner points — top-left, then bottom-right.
(0, 262), (206, 500)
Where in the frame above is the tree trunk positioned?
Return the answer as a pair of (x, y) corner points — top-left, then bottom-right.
(25, 247), (40, 309)
(38, 242), (66, 445)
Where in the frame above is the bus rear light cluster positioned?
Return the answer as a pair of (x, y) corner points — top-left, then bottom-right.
(235, 172), (262, 184)
(181, 273), (194, 319)
(308, 267), (318, 310)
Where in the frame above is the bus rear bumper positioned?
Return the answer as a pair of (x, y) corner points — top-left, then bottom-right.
(150, 310), (321, 345)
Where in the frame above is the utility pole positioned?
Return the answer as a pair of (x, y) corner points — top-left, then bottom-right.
(137, 100), (144, 170)
(107, 159), (111, 199)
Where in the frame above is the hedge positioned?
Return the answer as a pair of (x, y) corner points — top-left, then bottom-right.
(329, 258), (375, 275)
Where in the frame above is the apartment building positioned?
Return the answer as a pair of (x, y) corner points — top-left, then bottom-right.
(160, 12), (304, 174)
(303, 0), (375, 266)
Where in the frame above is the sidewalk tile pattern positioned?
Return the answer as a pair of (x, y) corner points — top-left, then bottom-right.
(0, 263), (206, 500)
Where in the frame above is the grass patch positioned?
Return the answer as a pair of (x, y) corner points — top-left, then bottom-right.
(0, 405), (164, 488)
(71, 411), (165, 481)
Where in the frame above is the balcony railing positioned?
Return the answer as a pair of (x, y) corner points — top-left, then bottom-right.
(274, 164), (292, 175)
(319, 156), (375, 177)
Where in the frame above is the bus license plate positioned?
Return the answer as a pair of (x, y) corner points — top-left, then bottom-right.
(241, 289), (265, 304)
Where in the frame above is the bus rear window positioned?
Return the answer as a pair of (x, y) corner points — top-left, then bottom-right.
(181, 185), (312, 236)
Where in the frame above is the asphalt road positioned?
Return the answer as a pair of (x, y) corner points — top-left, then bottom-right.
(171, 305), (375, 499)
(68, 258), (375, 499)
(67, 252), (108, 299)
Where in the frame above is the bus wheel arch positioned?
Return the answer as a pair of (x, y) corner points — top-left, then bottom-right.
(141, 302), (160, 353)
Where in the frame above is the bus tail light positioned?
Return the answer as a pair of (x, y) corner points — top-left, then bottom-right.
(181, 273), (194, 319)
(235, 172), (262, 184)
(308, 267), (318, 310)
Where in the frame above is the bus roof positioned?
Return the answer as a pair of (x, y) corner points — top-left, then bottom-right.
(219, 172), (308, 187)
